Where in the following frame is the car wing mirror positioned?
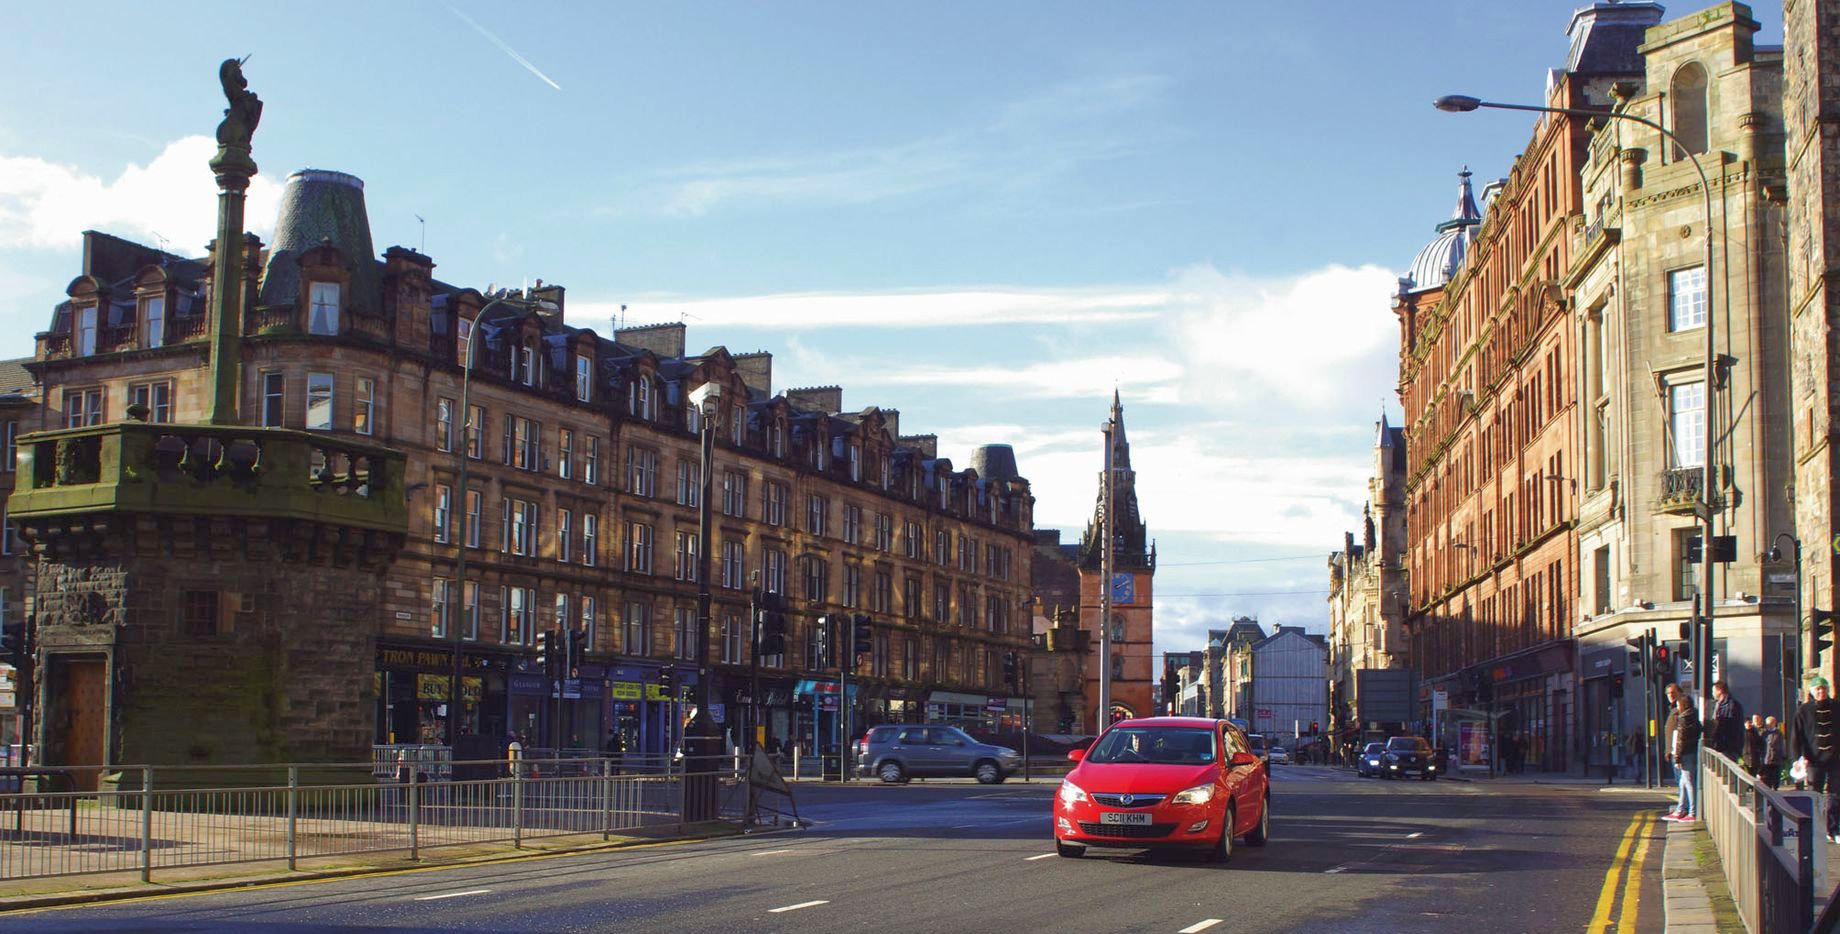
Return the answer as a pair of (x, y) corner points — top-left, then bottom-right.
(1230, 751), (1258, 767)
(1067, 748), (1085, 763)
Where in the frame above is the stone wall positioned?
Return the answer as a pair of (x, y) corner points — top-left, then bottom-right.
(33, 516), (386, 768)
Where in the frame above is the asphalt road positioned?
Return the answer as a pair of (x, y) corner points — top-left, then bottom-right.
(0, 766), (1666, 933)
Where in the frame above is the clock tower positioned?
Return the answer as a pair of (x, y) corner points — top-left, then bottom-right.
(1077, 392), (1156, 730)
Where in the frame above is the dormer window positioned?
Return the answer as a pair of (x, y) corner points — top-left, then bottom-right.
(686, 399), (702, 434)
(772, 423), (785, 458)
(575, 354), (591, 402)
(456, 316), (475, 365)
(75, 306), (98, 356)
(729, 406), (744, 445)
(142, 295), (165, 349)
(520, 343), (537, 386)
(308, 282), (341, 335)
(849, 444), (861, 482)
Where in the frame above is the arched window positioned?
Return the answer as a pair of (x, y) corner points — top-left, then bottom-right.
(1670, 63), (1709, 159)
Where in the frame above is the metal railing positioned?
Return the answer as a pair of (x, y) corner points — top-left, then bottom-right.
(1701, 748), (1815, 933)
(0, 753), (743, 883)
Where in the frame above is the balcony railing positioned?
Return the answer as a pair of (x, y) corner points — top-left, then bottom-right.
(9, 421), (408, 535)
(1659, 466), (1703, 514)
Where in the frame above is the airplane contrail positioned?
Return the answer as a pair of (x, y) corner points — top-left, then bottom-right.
(445, 4), (561, 91)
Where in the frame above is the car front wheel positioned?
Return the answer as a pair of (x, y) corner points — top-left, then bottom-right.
(974, 761), (1003, 784)
(1210, 804), (1235, 863)
(1056, 838), (1085, 858)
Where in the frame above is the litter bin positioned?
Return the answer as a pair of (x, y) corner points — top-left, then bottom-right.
(821, 754), (842, 781)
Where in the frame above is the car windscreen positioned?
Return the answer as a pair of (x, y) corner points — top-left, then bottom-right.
(1086, 727), (1216, 765)
(1385, 738), (1427, 752)
(1363, 743), (1385, 754)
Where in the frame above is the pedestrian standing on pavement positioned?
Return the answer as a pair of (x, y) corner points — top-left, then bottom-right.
(1664, 688), (1700, 823)
(1762, 716), (1786, 790)
(1791, 676), (1840, 842)
(1742, 714), (1764, 775)
(1711, 680), (1745, 760)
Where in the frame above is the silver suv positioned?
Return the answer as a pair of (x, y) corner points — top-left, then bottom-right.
(856, 725), (1023, 784)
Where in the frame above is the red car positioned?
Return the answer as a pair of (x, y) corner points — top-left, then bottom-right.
(1054, 716), (1270, 861)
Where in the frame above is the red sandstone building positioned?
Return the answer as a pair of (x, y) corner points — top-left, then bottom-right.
(1392, 4), (1666, 772)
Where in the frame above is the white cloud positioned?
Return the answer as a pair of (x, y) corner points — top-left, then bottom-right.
(583, 286), (1168, 330)
(1173, 263), (1400, 410)
(0, 136), (282, 254)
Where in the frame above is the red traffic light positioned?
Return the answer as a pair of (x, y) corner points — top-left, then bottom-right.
(1656, 645), (1670, 662)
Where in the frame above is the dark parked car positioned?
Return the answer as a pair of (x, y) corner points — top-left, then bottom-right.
(1355, 742), (1387, 778)
(857, 725), (1023, 784)
(1381, 736), (1439, 780)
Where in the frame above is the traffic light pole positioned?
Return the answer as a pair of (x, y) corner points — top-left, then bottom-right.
(1022, 659), (1031, 783)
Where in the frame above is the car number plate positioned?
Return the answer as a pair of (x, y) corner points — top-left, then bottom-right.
(1100, 811), (1153, 825)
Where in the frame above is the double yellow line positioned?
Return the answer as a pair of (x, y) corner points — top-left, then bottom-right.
(1587, 811), (1657, 933)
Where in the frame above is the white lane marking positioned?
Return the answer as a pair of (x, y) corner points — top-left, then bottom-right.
(1407, 832), (1423, 839)
(752, 848), (794, 856)
(769, 900), (830, 913)
(414, 888), (491, 901)
(1025, 853), (1057, 861)
(1324, 865), (1348, 874)
(1179, 921), (1224, 933)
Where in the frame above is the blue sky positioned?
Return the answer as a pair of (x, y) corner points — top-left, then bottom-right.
(0, 1), (1764, 658)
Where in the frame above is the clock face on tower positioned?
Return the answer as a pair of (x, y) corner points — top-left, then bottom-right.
(1110, 573), (1135, 604)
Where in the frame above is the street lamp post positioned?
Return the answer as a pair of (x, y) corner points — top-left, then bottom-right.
(1434, 93), (1722, 738)
(688, 381), (722, 813)
(445, 316), (484, 756)
(1770, 533), (1804, 717)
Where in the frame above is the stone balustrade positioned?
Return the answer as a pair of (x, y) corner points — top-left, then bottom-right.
(9, 421), (408, 536)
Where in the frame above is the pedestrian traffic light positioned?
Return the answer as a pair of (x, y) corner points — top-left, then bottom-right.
(535, 629), (553, 671)
(1611, 673), (1625, 697)
(1814, 608), (1836, 660)
(758, 592), (788, 656)
(852, 613), (873, 656)
(1654, 644), (1673, 684)
(1002, 651), (1020, 692)
(1310, 720), (1320, 736)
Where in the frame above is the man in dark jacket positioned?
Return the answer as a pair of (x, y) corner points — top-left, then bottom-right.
(1711, 680), (1745, 759)
(1792, 677), (1840, 842)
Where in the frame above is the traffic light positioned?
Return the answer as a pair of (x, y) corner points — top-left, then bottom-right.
(1814, 608), (1836, 661)
(815, 614), (836, 668)
(1611, 673), (1625, 697)
(659, 664), (676, 693)
(535, 629), (553, 671)
(1654, 643), (1673, 684)
(852, 614), (873, 656)
(1310, 720), (1320, 736)
(1625, 634), (1646, 670)
(758, 592), (788, 657)
(1002, 651), (1020, 692)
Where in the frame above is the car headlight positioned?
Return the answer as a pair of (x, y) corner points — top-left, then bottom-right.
(1058, 781), (1089, 806)
(1366, 758), (1380, 766)
(1170, 783), (1215, 806)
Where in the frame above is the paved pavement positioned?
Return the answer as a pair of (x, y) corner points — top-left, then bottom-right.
(0, 765), (1672, 933)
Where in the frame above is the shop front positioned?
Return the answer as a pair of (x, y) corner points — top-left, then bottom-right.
(603, 662), (698, 766)
(793, 678), (860, 757)
(1482, 641), (1575, 774)
(727, 676), (798, 754)
(374, 642), (503, 750)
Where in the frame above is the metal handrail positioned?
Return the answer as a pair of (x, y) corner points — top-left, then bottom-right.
(1700, 748), (1815, 933)
(0, 755), (744, 883)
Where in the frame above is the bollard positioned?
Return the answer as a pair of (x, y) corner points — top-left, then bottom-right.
(511, 744), (524, 849)
(408, 763), (420, 861)
(139, 766), (154, 883)
(287, 766), (299, 871)
(793, 744), (802, 782)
